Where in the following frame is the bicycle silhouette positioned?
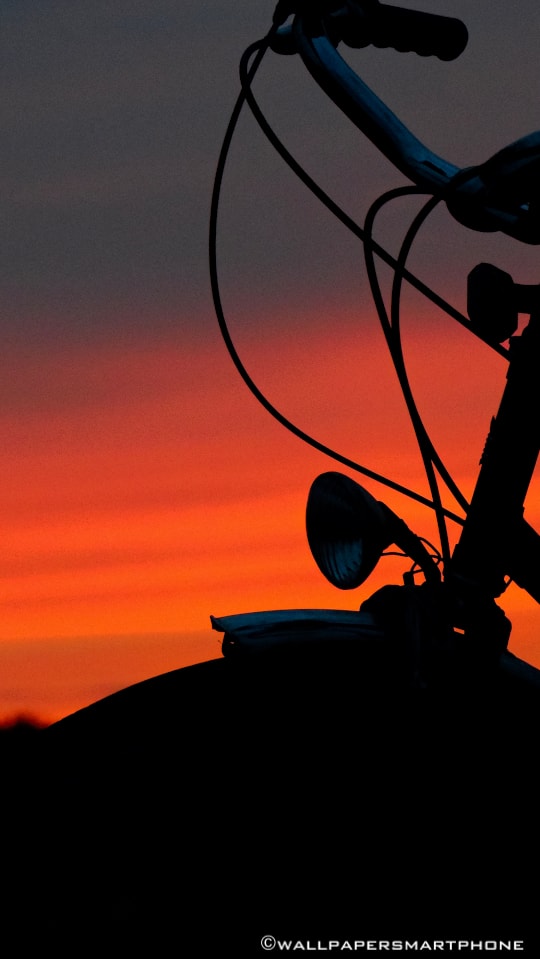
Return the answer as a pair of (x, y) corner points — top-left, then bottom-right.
(6, 3), (540, 954)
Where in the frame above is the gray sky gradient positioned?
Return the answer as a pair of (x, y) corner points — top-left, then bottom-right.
(2, 0), (540, 351)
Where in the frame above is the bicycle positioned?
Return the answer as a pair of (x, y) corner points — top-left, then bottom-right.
(10, 2), (540, 953)
(208, 0), (540, 700)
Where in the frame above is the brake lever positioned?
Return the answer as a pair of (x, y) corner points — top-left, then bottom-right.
(447, 132), (540, 245)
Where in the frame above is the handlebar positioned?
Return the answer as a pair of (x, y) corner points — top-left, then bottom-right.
(209, 0), (540, 686)
(271, 0), (540, 244)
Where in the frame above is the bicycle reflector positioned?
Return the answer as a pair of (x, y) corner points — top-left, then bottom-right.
(306, 471), (440, 588)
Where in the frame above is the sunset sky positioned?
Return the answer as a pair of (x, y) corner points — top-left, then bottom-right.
(2, 0), (540, 724)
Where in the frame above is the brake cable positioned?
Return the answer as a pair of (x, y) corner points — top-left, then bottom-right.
(390, 194), (454, 565)
(239, 41), (509, 359)
(210, 33), (467, 525)
(363, 189), (469, 566)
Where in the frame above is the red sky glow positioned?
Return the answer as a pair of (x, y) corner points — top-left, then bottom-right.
(1, 306), (539, 723)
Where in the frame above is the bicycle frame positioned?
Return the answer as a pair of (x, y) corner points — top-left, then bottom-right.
(451, 308), (540, 604)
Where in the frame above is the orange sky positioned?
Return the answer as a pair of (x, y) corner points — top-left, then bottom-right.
(1, 299), (539, 724)
(4, 0), (540, 727)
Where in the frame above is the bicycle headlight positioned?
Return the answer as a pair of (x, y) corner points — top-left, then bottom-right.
(306, 471), (393, 589)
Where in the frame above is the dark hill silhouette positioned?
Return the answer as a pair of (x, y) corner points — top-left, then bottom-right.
(3, 629), (540, 955)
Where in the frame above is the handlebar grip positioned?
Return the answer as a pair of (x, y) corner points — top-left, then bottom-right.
(342, 1), (468, 62)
